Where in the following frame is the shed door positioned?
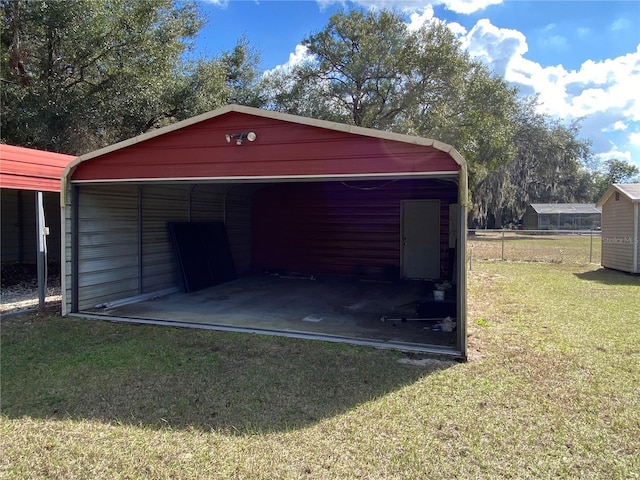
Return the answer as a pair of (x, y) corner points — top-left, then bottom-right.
(401, 200), (440, 279)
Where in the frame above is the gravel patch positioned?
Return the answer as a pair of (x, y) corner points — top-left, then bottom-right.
(1, 263), (62, 314)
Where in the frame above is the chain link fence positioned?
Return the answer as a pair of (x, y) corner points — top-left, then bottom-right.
(467, 230), (602, 266)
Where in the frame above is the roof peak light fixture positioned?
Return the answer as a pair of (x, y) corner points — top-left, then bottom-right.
(225, 131), (257, 145)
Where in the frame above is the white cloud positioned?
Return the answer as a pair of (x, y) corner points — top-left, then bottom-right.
(200, 0), (228, 5)
(275, 5), (638, 165)
(317, 0), (502, 15)
(447, 21), (468, 36)
(407, 6), (468, 35)
(460, 19), (640, 121)
(604, 121), (628, 132)
(286, 44), (310, 67)
(457, 19), (640, 165)
(263, 44), (310, 76)
(441, 0), (502, 14)
(594, 147), (633, 163)
(611, 18), (631, 32)
(407, 6), (435, 31)
(461, 19), (528, 76)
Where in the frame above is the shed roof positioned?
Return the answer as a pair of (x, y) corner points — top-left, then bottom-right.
(597, 183), (640, 207)
(64, 104), (466, 187)
(0, 144), (75, 192)
(529, 203), (602, 215)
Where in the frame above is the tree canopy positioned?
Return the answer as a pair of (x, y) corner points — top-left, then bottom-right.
(1, 0), (260, 154)
(261, 10), (519, 191)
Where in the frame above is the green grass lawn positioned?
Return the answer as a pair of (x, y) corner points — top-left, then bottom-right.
(468, 232), (602, 264)
(1, 262), (639, 479)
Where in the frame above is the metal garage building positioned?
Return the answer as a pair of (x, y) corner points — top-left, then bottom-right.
(598, 183), (640, 274)
(61, 105), (468, 358)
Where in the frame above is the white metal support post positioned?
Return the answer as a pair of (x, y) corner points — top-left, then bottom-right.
(36, 191), (49, 311)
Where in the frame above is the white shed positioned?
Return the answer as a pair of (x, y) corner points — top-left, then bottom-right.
(597, 183), (640, 274)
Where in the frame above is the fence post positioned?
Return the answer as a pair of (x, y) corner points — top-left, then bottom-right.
(589, 229), (593, 263)
(501, 229), (505, 261)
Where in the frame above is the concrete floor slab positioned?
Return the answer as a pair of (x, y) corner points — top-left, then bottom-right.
(84, 275), (458, 350)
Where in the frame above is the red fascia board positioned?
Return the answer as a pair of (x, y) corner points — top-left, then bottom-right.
(0, 175), (61, 192)
(0, 145), (75, 192)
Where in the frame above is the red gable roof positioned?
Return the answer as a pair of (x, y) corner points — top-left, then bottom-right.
(67, 105), (465, 184)
(0, 144), (75, 192)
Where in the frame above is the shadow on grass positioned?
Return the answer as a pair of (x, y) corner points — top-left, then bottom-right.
(1, 311), (449, 434)
(574, 267), (640, 286)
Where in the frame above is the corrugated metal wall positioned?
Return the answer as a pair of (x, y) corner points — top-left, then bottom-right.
(1, 188), (61, 263)
(601, 195), (635, 272)
(76, 185), (140, 309)
(140, 185), (188, 293)
(251, 179), (456, 279)
(69, 183), (253, 311)
(226, 185), (261, 274)
(64, 184), (73, 312)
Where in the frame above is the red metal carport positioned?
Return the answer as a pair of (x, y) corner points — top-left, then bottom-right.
(61, 105), (468, 357)
(1, 145), (74, 309)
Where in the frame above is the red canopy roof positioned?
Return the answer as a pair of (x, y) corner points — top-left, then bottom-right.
(0, 144), (75, 192)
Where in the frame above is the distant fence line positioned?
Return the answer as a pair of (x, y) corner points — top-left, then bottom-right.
(467, 229), (602, 267)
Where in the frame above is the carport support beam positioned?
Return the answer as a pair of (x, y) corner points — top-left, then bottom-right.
(36, 191), (48, 311)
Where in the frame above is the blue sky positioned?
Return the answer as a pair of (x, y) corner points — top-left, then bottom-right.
(194, 0), (640, 170)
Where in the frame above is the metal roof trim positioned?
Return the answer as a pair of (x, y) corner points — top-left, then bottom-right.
(529, 203), (602, 214)
(597, 183), (640, 207)
(0, 144), (75, 192)
(67, 171), (461, 185)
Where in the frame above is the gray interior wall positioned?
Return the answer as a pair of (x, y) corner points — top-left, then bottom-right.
(141, 184), (231, 293)
(140, 185), (189, 293)
(1, 189), (61, 263)
(225, 184), (260, 275)
(76, 184), (140, 310)
(189, 184), (226, 222)
(67, 182), (254, 312)
(44, 192), (62, 263)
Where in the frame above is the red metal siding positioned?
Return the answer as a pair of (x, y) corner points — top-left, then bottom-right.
(71, 112), (459, 181)
(0, 145), (74, 192)
(252, 179), (456, 279)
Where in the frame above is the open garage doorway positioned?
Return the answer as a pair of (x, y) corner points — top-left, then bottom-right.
(62, 105), (468, 358)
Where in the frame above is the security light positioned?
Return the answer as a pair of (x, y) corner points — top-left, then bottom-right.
(225, 131), (257, 145)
